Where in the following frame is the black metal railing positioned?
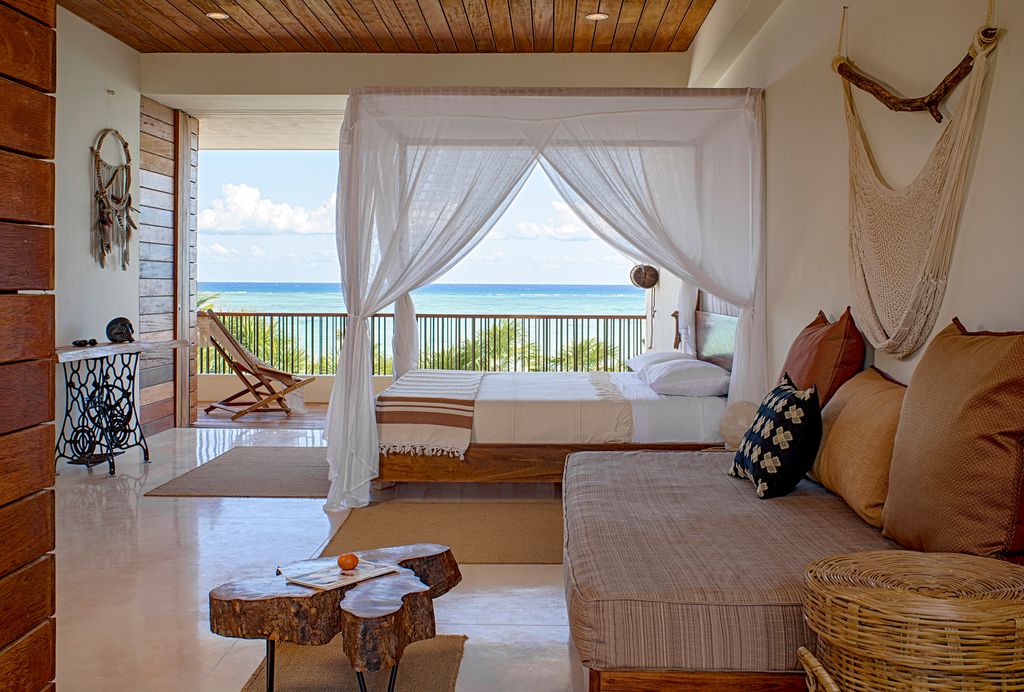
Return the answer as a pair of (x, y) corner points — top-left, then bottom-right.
(198, 312), (646, 376)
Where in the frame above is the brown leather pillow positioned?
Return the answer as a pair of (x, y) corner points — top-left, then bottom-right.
(882, 319), (1024, 561)
(811, 368), (906, 527)
(779, 308), (865, 405)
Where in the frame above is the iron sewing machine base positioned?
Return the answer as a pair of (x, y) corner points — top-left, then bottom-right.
(55, 352), (150, 476)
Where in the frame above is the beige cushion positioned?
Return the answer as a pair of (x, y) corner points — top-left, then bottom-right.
(882, 319), (1024, 560)
(563, 450), (894, 672)
(812, 368), (906, 527)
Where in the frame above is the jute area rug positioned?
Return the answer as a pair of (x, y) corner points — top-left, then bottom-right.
(145, 446), (329, 498)
(146, 446), (564, 563)
(241, 634), (467, 692)
(324, 499), (564, 564)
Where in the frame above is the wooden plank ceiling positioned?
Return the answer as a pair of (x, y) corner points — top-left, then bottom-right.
(57, 0), (715, 53)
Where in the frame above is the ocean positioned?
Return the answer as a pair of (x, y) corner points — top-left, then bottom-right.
(198, 282), (646, 315)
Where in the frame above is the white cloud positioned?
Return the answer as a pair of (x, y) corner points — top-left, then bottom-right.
(198, 183), (335, 235)
(204, 241), (238, 257)
(492, 201), (594, 242)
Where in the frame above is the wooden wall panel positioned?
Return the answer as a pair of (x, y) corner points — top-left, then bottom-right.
(0, 360), (53, 435)
(1, 0), (57, 26)
(0, 425), (54, 508)
(0, 150), (53, 225)
(139, 97), (178, 431)
(0, 3), (54, 90)
(186, 115), (199, 424)
(0, 491), (53, 577)
(0, 2), (55, 689)
(0, 294), (52, 362)
(0, 556), (54, 652)
(0, 619), (55, 692)
(0, 77), (54, 159)
(0, 223), (52, 290)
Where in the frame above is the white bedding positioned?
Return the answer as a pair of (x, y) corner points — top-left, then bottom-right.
(611, 372), (726, 443)
(469, 371), (724, 445)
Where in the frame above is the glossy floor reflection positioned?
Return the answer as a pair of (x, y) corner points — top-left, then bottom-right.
(56, 427), (572, 691)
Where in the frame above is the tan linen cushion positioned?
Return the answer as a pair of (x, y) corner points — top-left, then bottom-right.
(780, 308), (866, 406)
(812, 368), (906, 527)
(563, 450), (895, 672)
(882, 319), (1024, 560)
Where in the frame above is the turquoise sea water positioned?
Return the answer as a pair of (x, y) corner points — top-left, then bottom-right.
(199, 282), (646, 315)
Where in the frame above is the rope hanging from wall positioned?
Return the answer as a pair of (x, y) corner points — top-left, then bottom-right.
(835, 6), (1000, 358)
(91, 128), (137, 270)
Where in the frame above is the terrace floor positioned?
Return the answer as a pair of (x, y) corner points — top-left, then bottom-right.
(194, 402), (328, 430)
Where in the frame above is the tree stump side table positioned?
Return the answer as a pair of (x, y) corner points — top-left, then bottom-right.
(209, 544), (461, 692)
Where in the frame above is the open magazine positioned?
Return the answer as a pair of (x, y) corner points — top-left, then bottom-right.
(281, 560), (397, 591)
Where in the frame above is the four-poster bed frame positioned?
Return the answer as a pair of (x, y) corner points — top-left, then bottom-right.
(377, 306), (739, 484)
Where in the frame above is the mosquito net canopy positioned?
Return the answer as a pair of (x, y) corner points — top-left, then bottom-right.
(325, 86), (766, 512)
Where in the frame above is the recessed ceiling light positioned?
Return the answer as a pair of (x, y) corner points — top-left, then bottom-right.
(205, 11), (230, 20)
(585, 12), (609, 21)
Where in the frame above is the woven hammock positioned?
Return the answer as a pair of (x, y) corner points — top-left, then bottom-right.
(844, 29), (998, 359)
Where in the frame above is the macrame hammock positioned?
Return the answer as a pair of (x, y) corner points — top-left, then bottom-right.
(835, 9), (999, 358)
(91, 128), (137, 270)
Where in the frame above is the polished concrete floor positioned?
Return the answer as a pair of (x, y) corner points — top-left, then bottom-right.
(56, 427), (573, 691)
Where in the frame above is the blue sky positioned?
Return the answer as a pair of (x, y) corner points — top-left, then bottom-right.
(197, 151), (635, 284)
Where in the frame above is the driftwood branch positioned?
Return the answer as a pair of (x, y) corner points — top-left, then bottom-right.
(833, 27), (997, 123)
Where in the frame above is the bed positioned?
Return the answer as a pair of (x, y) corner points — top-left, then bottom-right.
(376, 308), (738, 484)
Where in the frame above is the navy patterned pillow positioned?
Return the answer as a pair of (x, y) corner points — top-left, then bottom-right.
(729, 374), (822, 498)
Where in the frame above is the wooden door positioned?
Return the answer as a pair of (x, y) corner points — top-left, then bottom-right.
(0, 1), (57, 690)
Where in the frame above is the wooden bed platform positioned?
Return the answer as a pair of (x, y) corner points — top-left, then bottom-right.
(378, 305), (737, 485)
(589, 669), (806, 691)
(378, 442), (716, 483)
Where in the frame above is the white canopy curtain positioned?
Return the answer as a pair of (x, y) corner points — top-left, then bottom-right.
(325, 87), (766, 513)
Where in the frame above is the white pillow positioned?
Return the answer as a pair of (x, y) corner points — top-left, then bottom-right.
(626, 350), (693, 375)
(641, 359), (730, 397)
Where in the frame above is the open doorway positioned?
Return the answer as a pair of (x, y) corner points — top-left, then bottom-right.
(193, 157), (648, 430)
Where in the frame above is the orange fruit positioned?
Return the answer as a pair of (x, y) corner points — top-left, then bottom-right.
(337, 553), (359, 571)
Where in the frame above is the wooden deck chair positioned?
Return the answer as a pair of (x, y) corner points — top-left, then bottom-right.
(198, 309), (313, 421)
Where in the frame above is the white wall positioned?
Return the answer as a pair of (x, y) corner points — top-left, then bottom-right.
(55, 9), (142, 415)
(712, 0), (1023, 383)
(55, 8), (142, 347)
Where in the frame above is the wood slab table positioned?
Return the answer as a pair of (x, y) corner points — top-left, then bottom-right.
(210, 544), (460, 692)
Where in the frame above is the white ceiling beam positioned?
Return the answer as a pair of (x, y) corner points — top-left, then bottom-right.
(687, 0), (786, 87)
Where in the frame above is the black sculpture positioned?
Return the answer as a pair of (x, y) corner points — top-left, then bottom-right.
(106, 317), (135, 343)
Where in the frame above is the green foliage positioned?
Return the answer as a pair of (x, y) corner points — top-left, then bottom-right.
(197, 291), (221, 311)
(202, 314), (322, 375)
(199, 316), (627, 376)
(547, 338), (621, 372)
(422, 320), (541, 372)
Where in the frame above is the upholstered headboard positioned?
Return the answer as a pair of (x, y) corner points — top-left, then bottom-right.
(694, 310), (738, 371)
(672, 302), (739, 371)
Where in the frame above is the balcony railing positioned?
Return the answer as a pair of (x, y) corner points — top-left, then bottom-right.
(198, 312), (646, 376)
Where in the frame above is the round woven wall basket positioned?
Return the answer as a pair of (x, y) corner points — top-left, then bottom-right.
(630, 265), (659, 289)
(801, 551), (1024, 691)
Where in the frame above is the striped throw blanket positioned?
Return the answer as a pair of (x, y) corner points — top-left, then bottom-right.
(376, 370), (484, 459)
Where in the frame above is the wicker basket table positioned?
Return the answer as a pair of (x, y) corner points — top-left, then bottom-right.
(799, 551), (1024, 691)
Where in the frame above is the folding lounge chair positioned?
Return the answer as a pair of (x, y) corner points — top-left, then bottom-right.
(198, 309), (313, 421)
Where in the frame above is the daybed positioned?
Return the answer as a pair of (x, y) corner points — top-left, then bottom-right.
(562, 449), (895, 692)
(377, 309), (737, 484)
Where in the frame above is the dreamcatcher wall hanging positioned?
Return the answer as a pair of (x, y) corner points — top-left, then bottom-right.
(91, 128), (138, 270)
(834, 3), (1000, 358)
